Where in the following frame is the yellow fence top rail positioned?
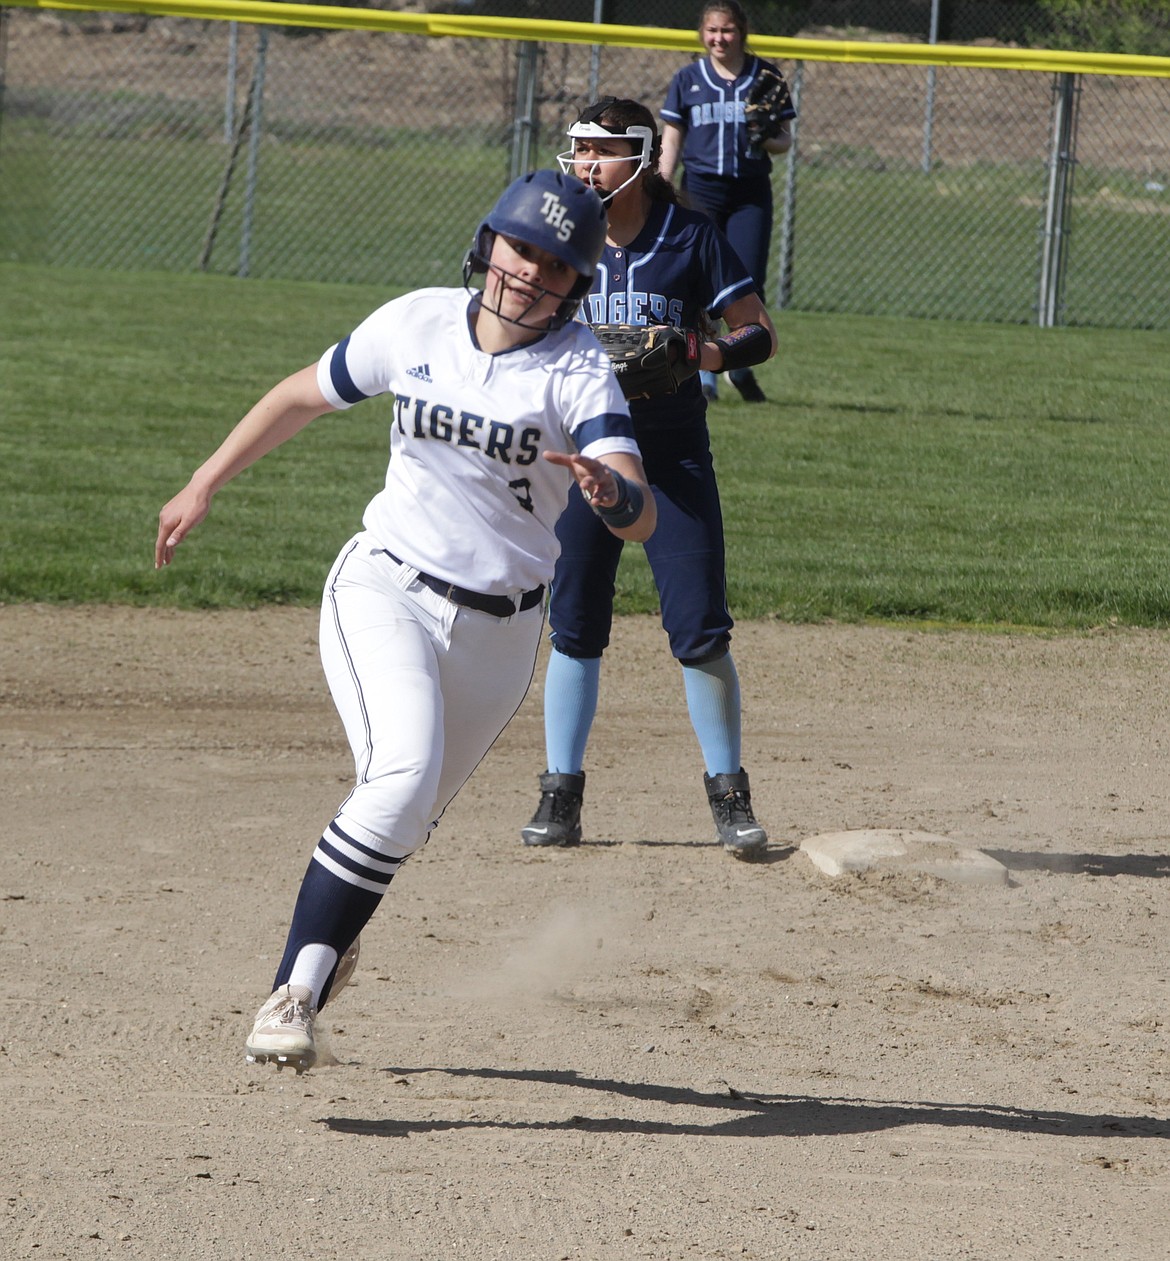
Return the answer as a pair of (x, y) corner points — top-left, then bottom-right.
(10, 0), (1170, 77)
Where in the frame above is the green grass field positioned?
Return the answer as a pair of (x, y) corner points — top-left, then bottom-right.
(3, 261), (1170, 628)
(0, 115), (509, 286)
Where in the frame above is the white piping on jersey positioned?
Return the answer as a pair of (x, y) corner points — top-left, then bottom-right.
(709, 277), (747, 312)
(592, 204), (686, 327)
(594, 203), (744, 324)
(625, 203), (677, 303)
(697, 56), (756, 179)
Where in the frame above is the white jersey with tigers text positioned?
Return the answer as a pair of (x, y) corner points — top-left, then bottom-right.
(317, 287), (639, 595)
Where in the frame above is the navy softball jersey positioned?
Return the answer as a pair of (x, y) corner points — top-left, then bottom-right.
(551, 199), (757, 663)
(662, 55), (797, 180)
(579, 199), (757, 430)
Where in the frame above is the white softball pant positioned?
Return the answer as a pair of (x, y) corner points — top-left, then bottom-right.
(318, 532), (545, 863)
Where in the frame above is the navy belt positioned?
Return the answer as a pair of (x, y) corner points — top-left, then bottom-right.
(379, 550), (544, 618)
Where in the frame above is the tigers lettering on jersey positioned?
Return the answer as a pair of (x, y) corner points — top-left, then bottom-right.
(315, 287), (640, 593)
(583, 293), (685, 327)
(393, 394), (540, 466)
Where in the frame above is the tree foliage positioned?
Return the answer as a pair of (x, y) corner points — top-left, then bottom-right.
(1033, 0), (1170, 54)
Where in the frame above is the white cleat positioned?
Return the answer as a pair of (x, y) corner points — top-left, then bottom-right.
(245, 984), (317, 1073)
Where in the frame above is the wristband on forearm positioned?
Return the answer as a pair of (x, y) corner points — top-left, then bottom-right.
(591, 470), (644, 529)
(714, 323), (772, 373)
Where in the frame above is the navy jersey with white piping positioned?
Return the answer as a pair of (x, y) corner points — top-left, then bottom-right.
(661, 55), (796, 179)
(580, 200), (756, 427)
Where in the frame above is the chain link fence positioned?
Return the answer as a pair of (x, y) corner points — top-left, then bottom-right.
(1, 4), (1167, 327)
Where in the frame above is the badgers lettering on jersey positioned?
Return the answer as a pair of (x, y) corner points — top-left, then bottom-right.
(584, 293), (685, 327)
(689, 100), (744, 128)
(393, 394), (539, 465)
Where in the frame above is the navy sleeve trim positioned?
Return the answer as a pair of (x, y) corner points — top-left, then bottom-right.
(329, 335), (369, 406)
(575, 412), (637, 451)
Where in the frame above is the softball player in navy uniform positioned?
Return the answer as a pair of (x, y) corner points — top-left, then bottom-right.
(519, 97), (776, 858)
(660, 0), (795, 404)
(155, 170), (655, 1073)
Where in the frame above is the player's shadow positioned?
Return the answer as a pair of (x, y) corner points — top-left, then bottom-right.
(580, 838), (797, 863)
(985, 849), (1170, 879)
(318, 1065), (1169, 1141)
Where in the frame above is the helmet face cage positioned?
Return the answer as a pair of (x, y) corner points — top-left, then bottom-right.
(556, 120), (655, 204)
(462, 170), (606, 330)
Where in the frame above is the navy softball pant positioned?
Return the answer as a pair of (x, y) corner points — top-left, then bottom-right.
(683, 171), (773, 298)
(549, 422), (733, 664)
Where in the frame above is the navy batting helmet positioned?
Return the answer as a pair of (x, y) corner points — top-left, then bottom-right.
(463, 170), (607, 328)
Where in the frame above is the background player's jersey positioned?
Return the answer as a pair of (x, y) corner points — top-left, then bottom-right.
(661, 56), (797, 180)
(580, 201), (757, 429)
(316, 287), (638, 594)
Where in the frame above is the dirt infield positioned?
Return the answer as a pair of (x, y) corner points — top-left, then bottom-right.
(3, 605), (1168, 1259)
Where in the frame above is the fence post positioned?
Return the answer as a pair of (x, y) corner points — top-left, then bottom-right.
(1, 8), (12, 142)
(921, 0), (940, 173)
(510, 42), (541, 181)
(588, 0), (604, 105)
(200, 37), (257, 271)
(224, 21), (239, 143)
(238, 26), (269, 279)
(775, 60), (802, 310)
(1037, 72), (1080, 328)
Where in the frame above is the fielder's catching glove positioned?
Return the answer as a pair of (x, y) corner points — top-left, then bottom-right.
(744, 64), (794, 148)
(593, 324), (702, 400)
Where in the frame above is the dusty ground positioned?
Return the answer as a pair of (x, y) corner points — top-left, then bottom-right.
(2, 604), (1168, 1259)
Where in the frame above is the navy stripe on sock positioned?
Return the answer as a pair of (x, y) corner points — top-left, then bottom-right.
(312, 821), (401, 893)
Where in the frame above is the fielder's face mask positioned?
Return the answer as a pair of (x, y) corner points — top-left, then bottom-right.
(556, 104), (655, 204)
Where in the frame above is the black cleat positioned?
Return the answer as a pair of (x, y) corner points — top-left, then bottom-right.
(704, 768), (768, 858)
(521, 771), (585, 846)
(730, 370), (766, 404)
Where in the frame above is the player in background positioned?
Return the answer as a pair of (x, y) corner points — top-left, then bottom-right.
(660, 0), (795, 404)
(155, 170), (655, 1073)
(519, 97), (776, 859)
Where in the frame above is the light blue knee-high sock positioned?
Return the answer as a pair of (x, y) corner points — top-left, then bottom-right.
(681, 652), (742, 776)
(544, 650), (601, 774)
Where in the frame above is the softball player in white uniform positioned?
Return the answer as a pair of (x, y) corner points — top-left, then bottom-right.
(155, 170), (655, 1073)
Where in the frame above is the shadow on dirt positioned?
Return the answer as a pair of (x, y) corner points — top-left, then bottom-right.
(986, 849), (1170, 879)
(320, 1065), (1170, 1140)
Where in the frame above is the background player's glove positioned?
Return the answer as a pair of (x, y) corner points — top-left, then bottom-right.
(744, 65), (794, 148)
(593, 324), (702, 400)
